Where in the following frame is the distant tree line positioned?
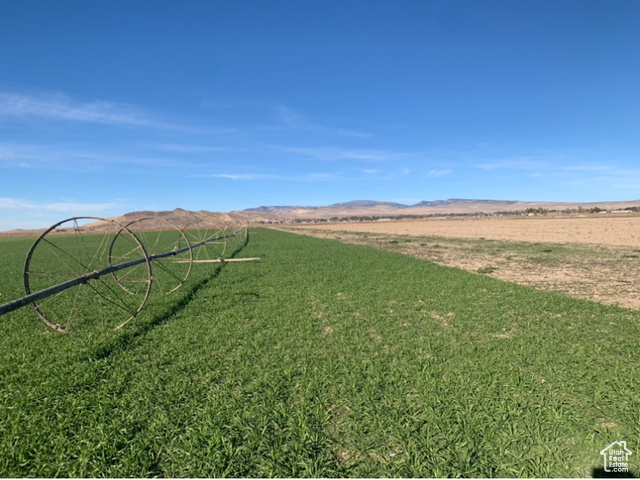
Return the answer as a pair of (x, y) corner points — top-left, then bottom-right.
(253, 206), (640, 224)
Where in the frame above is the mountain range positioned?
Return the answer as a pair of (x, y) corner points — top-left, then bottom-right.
(4, 199), (640, 234)
(240, 198), (640, 220)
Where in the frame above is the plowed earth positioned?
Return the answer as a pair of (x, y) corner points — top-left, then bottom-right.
(282, 215), (640, 310)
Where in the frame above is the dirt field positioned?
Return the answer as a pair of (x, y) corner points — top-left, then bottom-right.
(290, 215), (640, 247)
(283, 214), (640, 310)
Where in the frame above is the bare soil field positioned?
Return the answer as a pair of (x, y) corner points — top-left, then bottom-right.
(282, 214), (640, 310)
(292, 215), (640, 247)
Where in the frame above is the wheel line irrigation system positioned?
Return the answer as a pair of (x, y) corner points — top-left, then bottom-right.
(0, 216), (256, 333)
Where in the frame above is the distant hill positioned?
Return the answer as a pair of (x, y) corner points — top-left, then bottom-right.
(243, 198), (535, 215)
(4, 199), (640, 234)
(240, 198), (640, 222)
(82, 208), (239, 231)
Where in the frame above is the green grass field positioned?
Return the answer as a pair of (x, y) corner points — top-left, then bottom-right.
(0, 228), (638, 477)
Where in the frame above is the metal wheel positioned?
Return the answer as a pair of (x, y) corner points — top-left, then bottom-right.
(223, 223), (248, 258)
(111, 217), (193, 295)
(233, 224), (248, 250)
(182, 217), (228, 261)
(23, 217), (152, 333)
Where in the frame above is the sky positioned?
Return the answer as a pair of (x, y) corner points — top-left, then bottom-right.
(1, 0), (639, 230)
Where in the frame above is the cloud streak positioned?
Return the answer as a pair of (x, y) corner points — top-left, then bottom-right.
(0, 91), (234, 134)
(0, 141), (209, 170)
(0, 197), (119, 213)
(427, 169), (453, 178)
(272, 105), (372, 138)
(473, 156), (640, 178)
(473, 158), (549, 171)
(192, 173), (280, 181)
(471, 154), (640, 195)
(0, 92), (162, 127)
(152, 143), (234, 153)
(190, 172), (343, 181)
(274, 145), (419, 162)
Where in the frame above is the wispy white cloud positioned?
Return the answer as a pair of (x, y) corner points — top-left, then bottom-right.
(335, 128), (372, 139)
(305, 172), (341, 180)
(274, 145), (417, 162)
(473, 156), (639, 178)
(199, 99), (232, 109)
(473, 158), (548, 171)
(190, 172), (342, 181)
(192, 173), (279, 181)
(0, 197), (119, 213)
(0, 198), (30, 210)
(0, 198), (124, 231)
(0, 92), (162, 127)
(471, 153), (640, 195)
(46, 202), (120, 213)
(427, 169), (453, 178)
(0, 142), (206, 170)
(0, 91), (234, 134)
(270, 105), (372, 138)
(562, 165), (614, 172)
(276, 106), (303, 129)
(153, 143), (233, 153)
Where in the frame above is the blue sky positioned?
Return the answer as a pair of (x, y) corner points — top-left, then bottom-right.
(1, 0), (639, 229)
